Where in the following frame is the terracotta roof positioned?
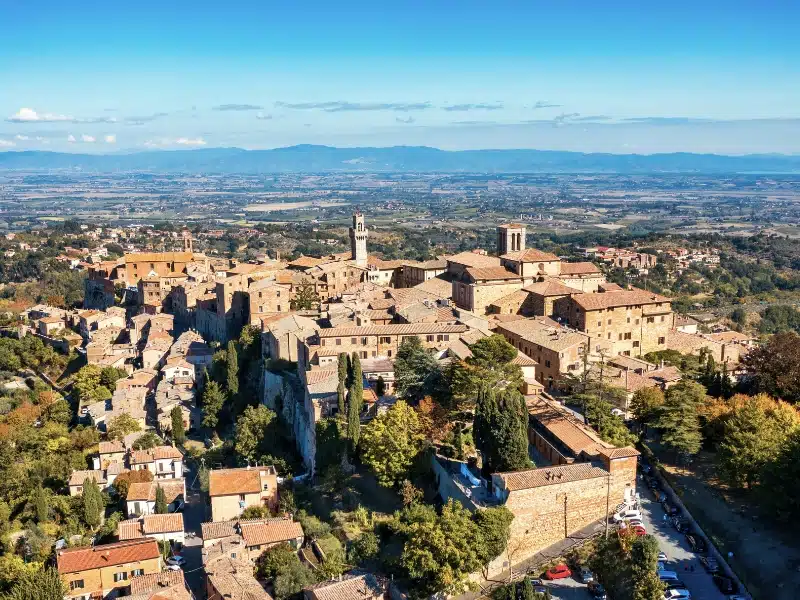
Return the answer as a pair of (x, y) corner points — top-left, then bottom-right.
(317, 323), (467, 338)
(500, 248), (559, 262)
(57, 539), (160, 574)
(522, 279), (579, 297)
(364, 309), (392, 321)
(305, 369), (339, 385)
(446, 251), (502, 269)
(368, 298), (396, 310)
(240, 519), (304, 547)
(142, 513), (184, 534)
(304, 573), (388, 600)
(511, 351), (537, 367)
(207, 573), (272, 600)
(465, 266), (521, 282)
(125, 252), (193, 264)
(69, 470), (107, 487)
(209, 467), (274, 497)
(707, 330), (755, 344)
(596, 446), (641, 460)
(130, 571), (185, 595)
(118, 519), (145, 540)
(126, 479), (185, 503)
(570, 289), (670, 311)
(201, 520), (238, 541)
(528, 398), (612, 457)
(413, 276), (453, 299)
(130, 446), (183, 464)
(495, 318), (589, 352)
(99, 441), (125, 455)
(497, 463), (608, 491)
(288, 255), (327, 268)
(559, 261), (602, 275)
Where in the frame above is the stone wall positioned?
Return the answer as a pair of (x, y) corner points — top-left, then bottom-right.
(263, 369), (315, 473)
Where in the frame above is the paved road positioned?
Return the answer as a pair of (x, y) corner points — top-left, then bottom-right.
(177, 465), (207, 599)
(543, 481), (729, 600)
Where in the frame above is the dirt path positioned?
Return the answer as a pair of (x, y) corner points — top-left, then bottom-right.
(662, 453), (800, 600)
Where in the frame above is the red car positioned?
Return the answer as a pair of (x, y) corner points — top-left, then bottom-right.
(631, 525), (647, 536)
(545, 564), (572, 580)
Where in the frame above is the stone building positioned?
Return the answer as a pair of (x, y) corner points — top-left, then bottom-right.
(208, 467), (278, 522)
(349, 212), (369, 267)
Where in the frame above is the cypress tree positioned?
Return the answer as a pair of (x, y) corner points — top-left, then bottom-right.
(347, 384), (361, 448)
(226, 340), (239, 396)
(170, 406), (186, 445)
(82, 478), (102, 528)
(34, 487), (48, 523)
(350, 352), (363, 413)
(338, 353), (348, 385)
(155, 485), (168, 514)
(337, 380), (346, 419)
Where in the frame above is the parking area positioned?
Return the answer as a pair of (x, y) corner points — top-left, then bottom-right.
(541, 479), (730, 600)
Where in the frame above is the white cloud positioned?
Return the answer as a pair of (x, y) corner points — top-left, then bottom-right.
(104, 134), (116, 144)
(256, 112), (273, 120)
(15, 134), (29, 141)
(7, 107), (73, 122)
(81, 134), (96, 143)
(0, 139), (15, 147)
(67, 135), (76, 143)
(175, 137), (206, 146)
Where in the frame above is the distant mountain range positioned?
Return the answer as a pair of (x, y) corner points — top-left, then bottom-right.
(1, 145), (799, 173)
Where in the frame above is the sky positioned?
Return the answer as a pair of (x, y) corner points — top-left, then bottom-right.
(2, 0), (799, 154)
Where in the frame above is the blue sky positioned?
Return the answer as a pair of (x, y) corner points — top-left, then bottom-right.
(2, 0), (799, 154)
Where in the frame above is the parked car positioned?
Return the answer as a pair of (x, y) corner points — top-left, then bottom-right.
(166, 556), (186, 568)
(659, 571), (679, 581)
(657, 551), (668, 562)
(545, 564), (572, 580)
(166, 564), (182, 571)
(664, 505), (681, 517)
(580, 567), (594, 584)
(685, 534), (707, 553)
(613, 509), (642, 523)
(712, 575), (738, 594)
(588, 582), (608, 599)
(663, 581), (689, 591)
(663, 589), (691, 600)
(528, 579), (547, 594)
(671, 517), (690, 533)
(699, 556), (719, 573)
(631, 525), (647, 536)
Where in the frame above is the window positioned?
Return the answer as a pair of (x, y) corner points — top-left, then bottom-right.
(635, 318), (640, 325)
(277, 305), (281, 311)
(351, 337), (357, 345)
(545, 359), (551, 368)
(70, 581), (84, 591)
(361, 337), (368, 345)
(597, 321), (601, 327)
(263, 483), (269, 491)
(646, 317), (655, 323)
(633, 341), (640, 347)
(379, 337), (391, 344)
(258, 292), (262, 299)
(239, 494), (246, 501)
(624, 332), (632, 340)
(231, 552), (237, 559)
(114, 572), (128, 583)
(607, 333), (611, 339)
(335, 338), (341, 346)
(627, 317), (631, 323)
(660, 316), (665, 322)
(320, 339), (326, 347)
(618, 333), (622, 341)
(426, 335), (434, 342)
(607, 319), (612, 325)
(623, 351), (631, 356)
(387, 350), (392, 357)
(276, 291), (281, 297)
(658, 337), (666, 344)
(361, 351), (367, 359)
(132, 569), (144, 577)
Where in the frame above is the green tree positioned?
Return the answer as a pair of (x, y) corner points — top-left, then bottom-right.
(337, 352), (348, 385)
(742, 332), (800, 403)
(106, 413), (141, 441)
(375, 375), (386, 397)
(132, 431), (162, 450)
(347, 384), (361, 448)
(289, 282), (320, 311)
(32, 488), (48, 523)
(450, 335), (523, 402)
(394, 337), (445, 402)
(154, 485), (168, 514)
(400, 499), (485, 598)
(81, 478), (102, 528)
(170, 406), (186, 445)
(234, 404), (276, 462)
(520, 577), (536, 600)
(585, 396), (638, 447)
(630, 387), (665, 428)
(361, 400), (425, 487)
(474, 386), (531, 473)
(655, 380), (705, 459)
(630, 535), (664, 600)
(0, 566), (65, 600)
(473, 506), (514, 566)
(349, 531), (380, 565)
(0, 555), (41, 594)
(272, 561), (316, 600)
(73, 365), (110, 405)
(255, 543), (299, 580)
(717, 395), (798, 489)
(226, 340), (239, 396)
(99, 367), (127, 391)
(351, 352), (363, 398)
(337, 380), (346, 419)
(202, 380), (226, 428)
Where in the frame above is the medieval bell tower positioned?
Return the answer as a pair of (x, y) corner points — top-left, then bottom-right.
(349, 212), (368, 267)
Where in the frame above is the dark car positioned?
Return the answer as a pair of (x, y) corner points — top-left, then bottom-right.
(588, 582), (608, 599)
(699, 556), (719, 573)
(665, 505), (681, 517)
(685, 534), (707, 553)
(528, 578), (547, 594)
(712, 575), (738, 594)
(672, 517), (690, 533)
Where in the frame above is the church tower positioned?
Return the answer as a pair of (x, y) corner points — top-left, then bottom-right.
(182, 229), (193, 253)
(349, 212), (368, 267)
(497, 223), (526, 256)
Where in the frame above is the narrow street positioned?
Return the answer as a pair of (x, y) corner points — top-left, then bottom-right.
(177, 464), (208, 600)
